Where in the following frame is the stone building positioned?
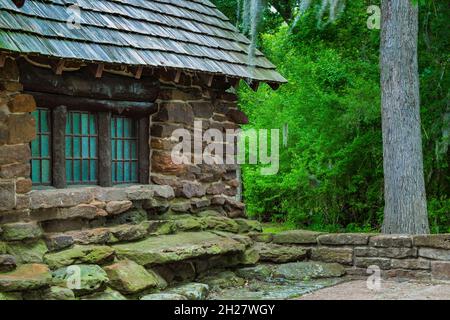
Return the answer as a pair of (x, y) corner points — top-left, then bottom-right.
(0, 0), (287, 299)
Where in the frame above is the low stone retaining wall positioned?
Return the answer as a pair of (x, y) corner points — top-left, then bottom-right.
(252, 230), (450, 282)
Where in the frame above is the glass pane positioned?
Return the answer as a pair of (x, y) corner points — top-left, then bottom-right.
(117, 140), (123, 160)
(73, 113), (80, 134)
(65, 137), (72, 157)
(131, 142), (137, 159)
(31, 139), (40, 157)
(31, 160), (41, 183)
(90, 161), (97, 181)
(73, 137), (81, 157)
(123, 162), (129, 181)
(124, 119), (130, 136)
(131, 162), (138, 182)
(42, 160), (50, 183)
(82, 160), (89, 181)
(81, 114), (89, 135)
(112, 163), (116, 182)
(66, 160), (72, 181)
(66, 115), (71, 134)
(73, 160), (81, 182)
(40, 110), (49, 132)
(90, 115), (96, 134)
(117, 162), (123, 182)
(124, 141), (130, 160)
(41, 136), (50, 157)
(112, 140), (116, 159)
(82, 137), (89, 158)
(117, 118), (123, 137)
(90, 138), (96, 158)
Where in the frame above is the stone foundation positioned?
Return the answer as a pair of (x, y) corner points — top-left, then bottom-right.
(253, 230), (450, 282)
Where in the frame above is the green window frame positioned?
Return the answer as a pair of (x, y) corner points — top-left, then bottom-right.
(111, 116), (139, 184)
(31, 108), (52, 185)
(65, 111), (98, 185)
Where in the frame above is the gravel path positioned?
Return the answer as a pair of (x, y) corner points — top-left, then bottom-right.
(298, 280), (450, 300)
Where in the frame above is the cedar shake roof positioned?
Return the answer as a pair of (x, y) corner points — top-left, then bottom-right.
(0, 0), (287, 84)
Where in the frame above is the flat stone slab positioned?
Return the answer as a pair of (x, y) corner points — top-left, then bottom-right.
(273, 262), (346, 280)
(272, 230), (322, 245)
(298, 280), (450, 300)
(0, 264), (52, 292)
(113, 232), (248, 266)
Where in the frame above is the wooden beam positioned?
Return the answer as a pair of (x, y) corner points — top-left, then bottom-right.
(95, 63), (104, 78)
(28, 91), (158, 116)
(98, 112), (112, 187)
(135, 66), (144, 80)
(174, 70), (182, 83)
(207, 75), (214, 87)
(19, 61), (160, 102)
(52, 106), (67, 189)
(52, 60), (65, 75)
(138, 117), (150, 184)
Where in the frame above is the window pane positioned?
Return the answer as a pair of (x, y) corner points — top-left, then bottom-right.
(66, 111), (98, 184)
(111, 116), (139, 184)
(30, 108), (51, 185)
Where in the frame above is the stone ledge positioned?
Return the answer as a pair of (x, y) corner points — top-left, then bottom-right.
(29, 185), (175, 211)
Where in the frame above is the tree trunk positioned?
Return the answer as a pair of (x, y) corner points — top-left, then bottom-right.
(380, 0), (429, 234)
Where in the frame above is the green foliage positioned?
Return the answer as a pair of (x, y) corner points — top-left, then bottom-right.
(211, 0), (449, 233)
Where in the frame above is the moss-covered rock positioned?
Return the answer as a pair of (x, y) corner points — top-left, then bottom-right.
(0, 291), (22, 300)
(255, 243), (308, 263)
(0, 254), (16, 272)
(0, 222), (43, 241)
(141, 293), (187, 300)
(0, 242), (7, 254)
(272, 230), (322, 245)
(7, 240), (48, 264)
(145, 220), (176, 236)
(23, 286), (75, 300)
(81, 287), (127, 300)
(52, 264), (109, 295)
(44, 245), (115, 269)
(200, 271), (245, 290)
(234, 219), (263, 233)
(169, 283), (209, 300)
(0, 264), (52, 292)
(173, 216), (205, 232)
(236, 265), (274, 281)
(200, 216), (240, 233)
(113, 232), (246, 266)
(103, 260), (167, 294)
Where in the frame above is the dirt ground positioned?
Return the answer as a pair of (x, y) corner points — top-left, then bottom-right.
(298, 280), (450, 300)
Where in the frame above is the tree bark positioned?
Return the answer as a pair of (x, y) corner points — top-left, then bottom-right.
(380, 0), (429, 234)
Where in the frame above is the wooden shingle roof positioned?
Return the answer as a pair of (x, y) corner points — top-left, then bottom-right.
(0, 0), (287, 84)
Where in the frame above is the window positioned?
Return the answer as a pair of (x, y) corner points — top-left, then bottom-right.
(31, 108), (52, 185)
(30, 107), (149, 188)
(111, 116), (139, 184)
(65, 111), (98, 185)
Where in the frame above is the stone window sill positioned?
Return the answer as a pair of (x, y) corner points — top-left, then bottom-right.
(29, 184), (175, 211)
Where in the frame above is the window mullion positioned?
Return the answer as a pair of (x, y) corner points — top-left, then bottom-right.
(98, 111), (112, 187)
(52, 105), (67, 189)
(138, 117), (150, 184)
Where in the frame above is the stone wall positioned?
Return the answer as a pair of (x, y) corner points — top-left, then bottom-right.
(253, 230), (450, 282)
(150, 70), (246, 219)
(0, 57), (35, 222)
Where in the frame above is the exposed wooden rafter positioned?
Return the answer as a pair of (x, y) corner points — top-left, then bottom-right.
(95, 63), (104, 78)
(174, 70), (182, 83)
(52, 60), (65, 75)
(135, 66), (144, 80)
